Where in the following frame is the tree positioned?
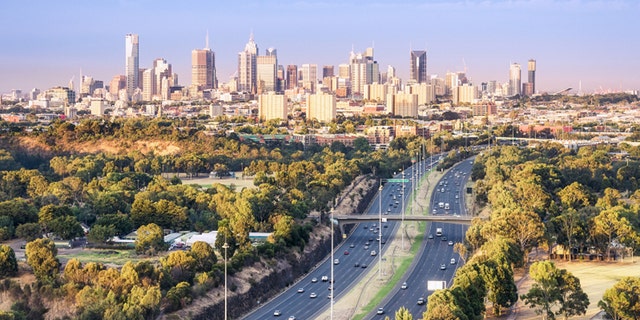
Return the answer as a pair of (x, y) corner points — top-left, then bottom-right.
(599, 277), (640, 320)
(25, 238), (60, 283)
(480, 257), (518, 316)
(0, 244), (18, 277)
(423, 289), (469, 320)
(15, 223), (41, 242)
(135, 223), (166, 255)
(393, 306), (413, 320)
(161, 250), (195, 283)
(521, 261), (588, 320)
(49, 215), (84, 240)
(189, 241), (217, 272)
(87, 224), (117, 244)
(592, 208), (633, 261)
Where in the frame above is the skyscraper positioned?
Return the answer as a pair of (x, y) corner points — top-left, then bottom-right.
(527, 59), (536, 94)
(125, 34), (139, 96)
(509, 63), (521, 96)
(349, 47), (378, 97)
(191, 34), (217, 93)
(301, 64), (317, 92)
(257, 55), (277, 93)
(322, 65), (334, 79)
(409, 50), (427, 84)
(286, 65), (298, 90)
(238, 33), (258, 94)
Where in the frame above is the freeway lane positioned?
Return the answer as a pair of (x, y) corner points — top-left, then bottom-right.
(374, 158), (474, 318)
(243, 161), (438, 320)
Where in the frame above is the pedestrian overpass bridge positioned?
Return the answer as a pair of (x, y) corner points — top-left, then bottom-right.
(332, 214), (476, 236)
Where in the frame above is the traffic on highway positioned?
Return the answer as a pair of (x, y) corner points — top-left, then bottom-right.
(242, 157), (443, 319)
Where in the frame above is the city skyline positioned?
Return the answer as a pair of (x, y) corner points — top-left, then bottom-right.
(1, 0), (639, 94)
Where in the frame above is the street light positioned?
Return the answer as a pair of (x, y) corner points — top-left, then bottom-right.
(378, 184), (383, 280)
(329, 206), (334, 320)
(401, 168), (405, 250)
(223, 241), (229, 320)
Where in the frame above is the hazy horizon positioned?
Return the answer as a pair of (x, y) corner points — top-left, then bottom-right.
(1, 0), (639, 95)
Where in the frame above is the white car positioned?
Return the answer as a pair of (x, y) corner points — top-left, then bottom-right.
(333, 258), (340, 265)
(297, 288), (304, 293)
(440, 264), (446, 270)
(377, 308), (385, 315)
(273, 310), (281, 316)
(401, 282), (407, 289)
(451, 258), (456, 265)
(309, 292), (317, 298)
(321, 275), (329, 282)
(370, 250), (377, 256)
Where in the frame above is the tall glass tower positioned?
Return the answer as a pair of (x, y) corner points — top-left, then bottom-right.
(509, 63), (521, 96)
(125, 34), (139, 96)
(410, 50), (427, 83)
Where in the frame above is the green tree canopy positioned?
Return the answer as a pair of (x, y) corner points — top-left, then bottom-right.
(25, 238), (60, 283)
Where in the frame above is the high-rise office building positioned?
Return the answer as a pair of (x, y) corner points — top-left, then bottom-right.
(125, 34), (139, 96)
(191, 34), (217, 93)
(238, 33), (258, 94)
(322, 65), (334, 79)
(257, 55), (277, 93)
(349, 48), (379, 97)
(286, 65), (298, 90)
(301, 64), (317, 92)
(409, 50), (428, 84)
(509, 63), (521, 96)
(525, 59), (536, 95)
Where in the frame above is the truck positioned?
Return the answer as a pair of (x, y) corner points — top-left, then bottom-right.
(436, 228), (443, 237)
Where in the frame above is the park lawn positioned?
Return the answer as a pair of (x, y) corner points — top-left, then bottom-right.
(57, 249), (158, 266)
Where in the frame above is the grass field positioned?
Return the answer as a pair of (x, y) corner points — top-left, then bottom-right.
(57, 249), (157, 266)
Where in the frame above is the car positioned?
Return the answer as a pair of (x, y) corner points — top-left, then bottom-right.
(387, 208), (391, 212)
(370, 250), (377, 256)
(432, 209), (437, 214)
(288, 316), (296, 320)
(344, 250), (349, 255)
(451, 258), (456, 264)
(349, 243), (355, 248)
(384, 224), (388, 228)
(321, 275), (329, 282)
(311, 277), (318, 283)
(327, 293), (333, 299)
(401, 282), (408, 289)
(333, 258), (340, 265)
(361, 264), (368, 268)
(377, 307), (385, 315)
(354, 262), (360, 267)
(297, 288), (304, 293)
(328, 285), (333, 290)
(310, 292), (317, 298)
(455, 194), (459, 199)
(363, 224), (368, 229)
(369, 237), (374, 242)
(428, 234), (433, 239)
(417, 297), (425, 305)
(381, 239), (386, 244)
(273, 310), (281, 316)
(365, 241), (370, 246)
(440, 264), (446, 270)
(448, 241), (454, 246)
(442, 236), (448, 241)
(364, 245), (369, 250)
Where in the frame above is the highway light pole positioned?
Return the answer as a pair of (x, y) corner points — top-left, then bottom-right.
(223, 241), (229, 320)
(330, 206), (334, 320)
(401, 167), (405, 250)
(378, 184), (382, 280)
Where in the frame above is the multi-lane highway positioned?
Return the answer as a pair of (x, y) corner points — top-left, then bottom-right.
(373, 158), (474, 318)
(243, 159), (440, 320)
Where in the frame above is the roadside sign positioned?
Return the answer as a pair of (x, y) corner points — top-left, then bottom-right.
(427, 280), (447, 291)
(387, 179), (409, 183)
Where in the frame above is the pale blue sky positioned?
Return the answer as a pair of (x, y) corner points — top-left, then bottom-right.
(1, 0), (639, 94)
